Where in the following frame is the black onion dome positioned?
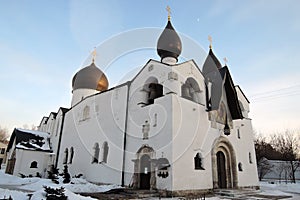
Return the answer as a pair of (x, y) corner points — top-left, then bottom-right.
(72, 62), (109, 92)
(157, 20), (182, 61)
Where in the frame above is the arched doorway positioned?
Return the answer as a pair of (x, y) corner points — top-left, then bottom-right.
(140, 154), (151, 189)
(216, 151), (226, 188)
(212, 136), (238, 189)
(132, 145), (156, 190)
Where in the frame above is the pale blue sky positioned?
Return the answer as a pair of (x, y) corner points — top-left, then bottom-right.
(0, 0), (300, 135)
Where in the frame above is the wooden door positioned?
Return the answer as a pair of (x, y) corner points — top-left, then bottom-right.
(217, 151), (227, 188)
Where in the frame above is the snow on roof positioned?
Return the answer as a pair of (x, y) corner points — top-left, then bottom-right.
(16, 128), (50, 138)
(12, 128), (51, 152)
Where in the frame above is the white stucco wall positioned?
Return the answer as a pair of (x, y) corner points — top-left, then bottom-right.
(14, 149), (50, 177)
(230, 119), (259, 187)
(124, 60), (174, 190)
(171, 94), (213, 191)
(58, 85), (128, 184)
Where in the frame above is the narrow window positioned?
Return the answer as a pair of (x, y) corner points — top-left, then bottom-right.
(69, 147), (74, 164)
(63, 148), (68, 164)
(153, 113), (157, 127)
(30, 161), (38, 168)
(83, 105), (90, 120)
(194, 153), (204, 170)
(238, 162), (243, 171)
(102, 142), (109, 163)
(249, 152), (253, 164)
(237, 129), (240, 139)
(92, 143), (100, 164)
(0, 148), (5, 154)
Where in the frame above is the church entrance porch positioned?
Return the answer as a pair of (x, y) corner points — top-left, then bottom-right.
(212, 136), (237, 189)
(132, 145), (156, 190)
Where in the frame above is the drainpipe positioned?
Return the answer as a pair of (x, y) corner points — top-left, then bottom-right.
(121, 82), (131, 186)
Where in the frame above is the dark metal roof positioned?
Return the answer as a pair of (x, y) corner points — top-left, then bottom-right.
(208, 49), (222, 69)
(72, 63), (108, 91)
(7, 128), (52, 152)
(220, 66), (243, 120)
(59, 107), (70, 114)
(157, 20), (182, 61)
(202, 49), (223, 110)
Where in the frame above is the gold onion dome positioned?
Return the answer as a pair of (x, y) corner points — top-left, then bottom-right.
(157, 11), (182, 61)
(72, 62), (109, 92)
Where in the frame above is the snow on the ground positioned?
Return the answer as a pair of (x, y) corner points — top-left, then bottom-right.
(260, 181), (300, 196)
(30, 188), (96, 200)
(1, 169), (300, 200)
(0, 170), (40, 186)
(0, 170), (119, 200)
(0, 188), (28, 200)
(18, 177), (120, 193)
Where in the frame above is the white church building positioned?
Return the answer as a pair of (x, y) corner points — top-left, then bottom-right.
(6, 13), (259, 194)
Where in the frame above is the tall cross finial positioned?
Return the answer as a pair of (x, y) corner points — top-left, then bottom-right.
(166, 6), (171, 21)
(92, 47), (97, 63)
(208, 35), (213, 49)
(223, 57), (228, 66)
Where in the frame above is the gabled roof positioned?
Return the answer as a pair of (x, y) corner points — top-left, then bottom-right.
(235, 85), (250, 103)
(59, 107), (70, 114)
(202, 49), (223, 110)
(7, 128), (51, 152)
(219, 66), (243, 120)
(49, 112), (57, 119)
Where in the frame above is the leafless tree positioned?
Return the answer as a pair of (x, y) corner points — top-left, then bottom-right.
(271, 130), (300, 183)
(257, 157), (273, 181)
(276, 161), (290, 183)
(23, 124), (37, 130)
(0, 126), (9, 142)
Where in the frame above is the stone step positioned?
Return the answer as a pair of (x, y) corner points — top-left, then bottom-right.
(83, 188), (160, 199)
(214, 189), (259, 197)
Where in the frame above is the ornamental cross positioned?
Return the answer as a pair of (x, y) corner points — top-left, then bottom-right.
(92, 47), (97, 63)
(208, 35), (212, 49)
(223, 57), (228, 65)
(166, 6), (171, 20)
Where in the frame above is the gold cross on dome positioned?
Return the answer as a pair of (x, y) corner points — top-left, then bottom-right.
(166, 6), (171, 20)
(92, 47), (97, 63)
(223, 57), (228, 65)
(208, 35), (212, 49)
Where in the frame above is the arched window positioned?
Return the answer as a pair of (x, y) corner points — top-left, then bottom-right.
(83, 105), (90, 120)
(142, 77), (163, 105)
(69, 147), (74, 164)
(237, 129), (241, 139)
(238, 162), (243, 171)
(194, 153), (204, 170)
(182, 78), (203, 104)
(249, 152), (252, 164)
(92, 143), (100, 164)
(102, 142), (109, 163)
(30, 161), (38, 168)
(63, 148), (68, 164)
